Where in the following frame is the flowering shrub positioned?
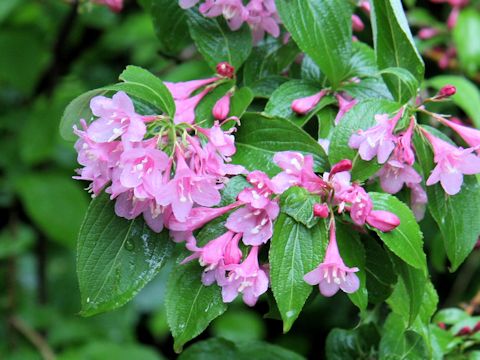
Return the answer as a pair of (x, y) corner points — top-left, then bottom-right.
(50, 0), (480, 358)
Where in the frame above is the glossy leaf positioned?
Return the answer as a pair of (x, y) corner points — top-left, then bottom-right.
(77, 193), (174, 316)
(269, 214), (327, 332)
(279, 187), (321, 228)
(364, 240), (397, 304)
(276, 0), (352, 87)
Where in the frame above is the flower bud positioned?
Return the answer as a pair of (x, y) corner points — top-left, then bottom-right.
(291, 90), (326, 115)
(438, 322), (447, 330)
(418, 27), (439, 40)
(351, 15), (365, 32)
(437, 84), (456, 99)
(366, 210), (400, 232)
(330, 159), (353, 176)
(216, 62), (235, 78)
(313, 203), (329, 218)
(456, 326), (472, 336)
(212, 92), (232, 120)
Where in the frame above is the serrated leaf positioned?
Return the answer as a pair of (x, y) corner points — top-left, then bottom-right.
(369, 192), (427, 271)
(232, 112), (328, 177)
(269, 214), (327, 332)
(77, 193), (174, 316)
(187, 10), (252, 70)
(276, 0), (352, 87)
(279, 187), (321, 228)
(166, 261), (227, 353)
(151, 0), (190, 54)
(329, 99), (400, 181)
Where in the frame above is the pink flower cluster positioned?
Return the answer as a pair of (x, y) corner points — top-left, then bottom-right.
(179, 0), (281, 42)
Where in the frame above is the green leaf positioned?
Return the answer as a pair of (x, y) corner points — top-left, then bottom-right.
(279, 187), (321, 228)
(336, 223), (368, 312)
(369, 192), (426, 271)
(115, 65), (176, 117)
(211, 310), (265, 342)
(233, 112), (329, 177)
(150, 0), (190, 54)
(364, 240), (397, 304)
(433, 308), (469, 325)
(77, 193), (174, 316)
(427, 75), (480, 128)
(187, 10), (252, 70)
(166, 261), (227, 353)
(0, 224), (35, 260)
(379, 313), (428, 360)
(453, 9), (480, 77)
(326, 325), (380, 360)
(329, 99), (400, 180)
(388, 255), (427, 326)
(58, 341), (164, 360)
(413, 131), (480, 271)
(370, 0), (425, 102)
(249, 76), (289, 99)
(276, 0), (352, 87)
(16, 173), (88, 248)
(378, 67), (419, 101)
(230, 87), (254, 119)
(265, 80), (335, 127)
(269, 214), (327, 332)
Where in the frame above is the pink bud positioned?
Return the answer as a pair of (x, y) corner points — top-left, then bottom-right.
(216, 62), (235, 79)
(366, 210), (400, 232)
(352, 15), (365, 32)
(456, 326), (472, 336)
(291, 90), (326, 115)
(359, 0), (370, 15)
(474, 322), (480, 333)
(438, 322), (447, 330)
(418, 27), (439, 40)
(313, 203), (329, 218)
(330, 159), (353, 176)
(212, 92), (232, 120)
(438, 84), (456, 98)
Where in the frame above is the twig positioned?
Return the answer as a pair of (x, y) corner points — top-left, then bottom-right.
(9, 316), (56, 360)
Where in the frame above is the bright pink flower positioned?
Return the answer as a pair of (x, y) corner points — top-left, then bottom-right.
(183, 231), (242, 285)
(330, 159), (353, 177)
(246, 0), (281, 42)
(393, 117), (416, 166)
(238, 171), (278, 209)
(418, 27), (439, 40)
(174, 88), (211, 124)
(272, 151), (326, 193)
(165, 77), (218, 100)
(348, 109), (404, 164)
(351, 14), (364, 32)
(291, 90), (326, 115)
(212, 92), (232, 120)
(334, 95), (357, 124)
(117, 145), (169, 200)
(313, 203), (329, 218)
(423, 130), (480, 195)
(156, 152), (221, 221)
(87, 92), (146, 143)
(167, 202), (241, 231)
(408, 183), (428, 221)
(197, 121), (236, 158)
(349, 185), (373, 226)
(377, 160), (422, 194)
(304, 219), (360, 297)
(200, 0), (249, 31)
(93, 0), (123, 12)
(366, 210), (400, 232)
(437, 84), (456, 98)
(438, 118), (480, 152)
(114, 192), (166, 232)
(219, 246), (269, 306)
(226, 202), (279, 246)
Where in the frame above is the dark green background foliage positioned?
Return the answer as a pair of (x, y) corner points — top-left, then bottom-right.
(2, 0), (480, 359)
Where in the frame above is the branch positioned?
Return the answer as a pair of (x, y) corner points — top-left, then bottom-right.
(10, 316), (56, 360)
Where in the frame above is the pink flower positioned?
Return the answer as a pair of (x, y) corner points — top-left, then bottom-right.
(366, 210), (400, 232)
(330, 159), (353, 177)
(348, 109), (404, 164)
(183, 231), (243, 285)
(226, 202), (279, 246)
(238, 171), (278, 209)
(87, 92), (146, 143)
(418, 27), (439, 40)
(334, 95), (357, 124)
(174, 88), (211, 124)
(219, 246), (269, 306)
(197, 121), (236, 158)
(200, 0), (249, 31)
(156, 152), (221, 221)
(313, 203), (329, 218)
(212, 92), (232, 120)
(291, 90), (326, 115)
(93, 0), (123, 12)
(304, 219), (360, 297)
(393, 117), (416, 166)
(408, 183), (428, 221)
(165, 77), (218, 100)
(437, 84), (456, 98)
(246, 0), (281, 42)
(272, 151), (327, 193)
(349, 185), (373, 226)
(114, 192), (167, 232)
(351, 14), (364, 32)
(422, 130), (480, 195)
(438, 117), (480, 152)
(377, 160), (422, 194)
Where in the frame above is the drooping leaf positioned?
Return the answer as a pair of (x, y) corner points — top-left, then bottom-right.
(233, 112), (329, 177)
(364, 240), (397, 304)
(166, 261), (227, 353)
(269, 214), (327, 332)
(77, 193), (174, 316)
(186, 10), (252, 70)
(276, 0), (352, 88)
